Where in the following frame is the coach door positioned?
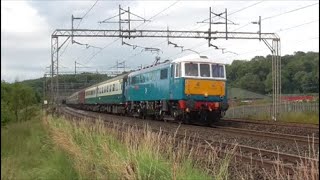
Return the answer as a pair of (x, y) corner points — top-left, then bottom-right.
(169, 64), (175, 99)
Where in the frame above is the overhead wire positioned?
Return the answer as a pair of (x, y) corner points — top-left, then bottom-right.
(193, 0), (265, 30)
(83, 38), (121, 65)
(197, 3), (320, 59)
(59, 0), (100, 59)
(134, 0), (181, 29)
(115, 1), (181, 67)
(231, 2), (319, 32)
(80, 1), (156, 66)
(262, 2), (319, 21)
(166, 1), (266, 60)
(276, 19), (319, 33)
(189, 1), (264, 31)
(221, 36), (319, 61)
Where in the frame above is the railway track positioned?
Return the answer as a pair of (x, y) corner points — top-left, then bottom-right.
(223, 118), (319, 131)
(212, 125), (319, 145)
(57, 107), (319, 174)
(61, 106), (318, 145)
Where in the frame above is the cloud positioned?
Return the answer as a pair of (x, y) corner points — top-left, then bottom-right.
(1, 0), (319, 83)
(1, 1), (49, 33)
(1, 1), (51, 82)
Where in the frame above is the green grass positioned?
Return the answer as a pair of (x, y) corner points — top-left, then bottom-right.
(1, 111), (78, 180)
(245, 112), (319, 125)
(278, 112), (319, 124)
(46, 116), (215, 179)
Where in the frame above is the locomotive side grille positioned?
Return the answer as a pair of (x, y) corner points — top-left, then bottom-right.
(185, 79), (225, 96)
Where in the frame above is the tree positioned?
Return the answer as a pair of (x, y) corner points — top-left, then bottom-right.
(1, 81), (37, 125)
(236, 73), (265, 94)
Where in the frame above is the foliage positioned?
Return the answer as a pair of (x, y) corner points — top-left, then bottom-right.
(226, 51), (319, 94)
(1, 81), (38, 125)
(1, 112), (78, 179)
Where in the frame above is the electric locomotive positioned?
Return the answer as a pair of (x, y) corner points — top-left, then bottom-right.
(125, 54), (229, 125)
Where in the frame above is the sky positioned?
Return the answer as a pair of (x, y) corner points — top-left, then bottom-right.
(1, 0), (319, 82)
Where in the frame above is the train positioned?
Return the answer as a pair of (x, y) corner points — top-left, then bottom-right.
(66, 54), (229, 126)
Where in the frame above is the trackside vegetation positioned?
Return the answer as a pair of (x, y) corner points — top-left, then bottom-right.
(1, 112), (78, 179)
(45, 116), (230, 179)
(244, 111), (319, 124)
(1, 81), (39, 126)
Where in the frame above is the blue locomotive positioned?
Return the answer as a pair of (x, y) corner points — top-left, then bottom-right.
(66, 54), (229, 125)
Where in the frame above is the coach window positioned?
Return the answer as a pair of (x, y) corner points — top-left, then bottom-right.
(171, 65), (174, 77)
(200, 64), (210, 77)
(160, 69), (168, 79)
(185, 63), (198, 77)
(132, 76), (137, 85)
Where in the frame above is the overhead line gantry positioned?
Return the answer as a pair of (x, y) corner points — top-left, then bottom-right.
(49, 5), (281, 120)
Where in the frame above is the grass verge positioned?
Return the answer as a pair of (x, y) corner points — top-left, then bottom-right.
(246, 112), (319, 125)
(1, 111), (78, 180)
(45, 115), (235, 179)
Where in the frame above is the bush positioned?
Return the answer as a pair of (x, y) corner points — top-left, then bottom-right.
(1, 81), (38, 125)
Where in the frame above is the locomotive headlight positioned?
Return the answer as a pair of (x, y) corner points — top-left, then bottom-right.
(185, 108), (190, 112)
(204, 93), (208, 97)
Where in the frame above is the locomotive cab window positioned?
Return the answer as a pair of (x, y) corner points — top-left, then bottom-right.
(132, 76), (139, 85)
(160, 69), (168, 79)
(212, 64), (225, 78)
(185, 63), (199, 77)
(200, 64), (210, 77)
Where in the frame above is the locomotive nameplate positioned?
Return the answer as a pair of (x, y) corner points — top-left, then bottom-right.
(185, 79), (225, 96)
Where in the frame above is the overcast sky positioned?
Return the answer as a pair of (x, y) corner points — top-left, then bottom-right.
(1, 0), (319, 82)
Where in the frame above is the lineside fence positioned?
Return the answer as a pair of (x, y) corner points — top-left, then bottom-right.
(225, 101), (319, 119)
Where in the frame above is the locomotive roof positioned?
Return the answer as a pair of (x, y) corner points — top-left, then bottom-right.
(128, 61), (170, 77)
(128, 54), (225, 77)
(172, 54), (226, 64)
